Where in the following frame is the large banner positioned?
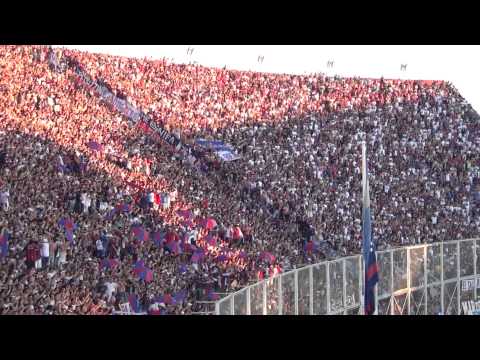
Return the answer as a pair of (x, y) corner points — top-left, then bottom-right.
(461, 299), (480, 315)
(48, 50), (182, 151)
(195, 139), (241, 162)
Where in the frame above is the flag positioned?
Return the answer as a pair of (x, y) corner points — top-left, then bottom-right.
(181, 219), (195, 229)
(100, 258), (119, 270)
(205, 233), (217, 247)
(362, 142), (379, 315)
(58, 218), (77, 242)
(128, 294), (141, 313)
(304, 241), (319, 253)
(202, 217), (217, 230)
(132, 226), (149, 242)
(261, 252), (275, 264)
(207, 289), (220, 301)
(176, 209), (192, 220)
(191, 249), (205, 263)
(178, 264), (187, 274)
(152, 231), (166, 248)
(133, 260), (145, 276)
(87, 141), (103, 152)
(166, 240), (181, 254)
(163, 294), (174, 305)
(140, 268), (154, 283)
(0, 232), (9, 258)
(116, 203), (132, 213)
(173, 290), (187, 304)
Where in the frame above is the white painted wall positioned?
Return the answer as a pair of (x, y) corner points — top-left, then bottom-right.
(54, 45), (480, 112)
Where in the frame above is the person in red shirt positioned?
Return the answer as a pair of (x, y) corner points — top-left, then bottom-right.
(25, 241), (40, 271)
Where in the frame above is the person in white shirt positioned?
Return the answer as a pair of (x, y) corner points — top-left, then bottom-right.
(0, 190), (9, 211)
(80, 193), (91, 214)
(40, 239), (50, 269)
(96, 239), (104, 258)
(104, 281), (118, 303)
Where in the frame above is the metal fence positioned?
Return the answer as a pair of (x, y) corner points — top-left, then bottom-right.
(215, 238), (480, 315)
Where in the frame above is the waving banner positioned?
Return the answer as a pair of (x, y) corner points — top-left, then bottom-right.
(195, 139), (241, 161)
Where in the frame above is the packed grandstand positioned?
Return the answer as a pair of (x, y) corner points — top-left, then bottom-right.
(0, 45), (479, 315)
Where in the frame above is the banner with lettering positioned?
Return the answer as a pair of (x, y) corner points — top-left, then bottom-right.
(48, 50), (182, 151)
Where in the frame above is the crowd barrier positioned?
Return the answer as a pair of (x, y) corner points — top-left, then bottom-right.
(215, 238), (480, 315)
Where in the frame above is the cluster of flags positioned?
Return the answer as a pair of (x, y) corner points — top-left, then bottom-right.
(133, 260), (154, 283)
(58, 218), (77, 243)
(0, 231), (9, 258)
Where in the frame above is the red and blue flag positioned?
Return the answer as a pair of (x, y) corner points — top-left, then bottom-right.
(99, 258), (119, 270)
(128, 294), (141, 313)
(132, 226), (149, 242)
(0, 232), (9, 258)
(152, 231), (166, 248)
(176, 209), (192, 220)
(87, 141), (103, 152)
(58, 218), (77, 243)
(362, 143), (379, 315)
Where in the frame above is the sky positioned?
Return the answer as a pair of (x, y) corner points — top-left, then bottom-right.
(55, 45), (480, 112)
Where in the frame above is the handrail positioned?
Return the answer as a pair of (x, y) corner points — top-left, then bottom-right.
(216, 238), (480, 315)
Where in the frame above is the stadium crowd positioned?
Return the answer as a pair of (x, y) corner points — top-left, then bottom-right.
(0, 45), (479, 314)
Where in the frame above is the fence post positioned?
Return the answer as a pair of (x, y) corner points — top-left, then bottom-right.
(263, 280), (267, 315)
(342, 259), (347, 313)
(246, 287), (251, 315)
(278, 276), (283, 315)
(390, 250), (394, 315)
(326, 262), (331, 314)
(294, 270), (299, 315)
(407, 248), (411, 315)
(474, 239), (477, 302)
(424, 245), (428, 315)
(457, 241), (461, 314)
(309, 266), (314, 315)
(440, 242), (444, 315)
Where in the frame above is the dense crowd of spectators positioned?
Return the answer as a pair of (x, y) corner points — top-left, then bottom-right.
(1, 45), (479, 315)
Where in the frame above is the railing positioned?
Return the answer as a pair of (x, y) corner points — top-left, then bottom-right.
(215, 238), (480, 315)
